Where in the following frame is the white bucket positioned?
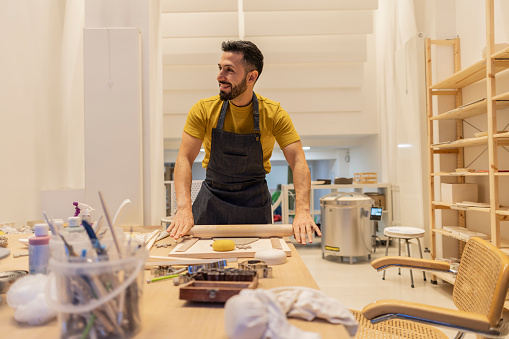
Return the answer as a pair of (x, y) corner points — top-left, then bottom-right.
(46, 239), (147, 339)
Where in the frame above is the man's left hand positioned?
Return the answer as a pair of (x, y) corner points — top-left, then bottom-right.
(292, 213), (322, 244)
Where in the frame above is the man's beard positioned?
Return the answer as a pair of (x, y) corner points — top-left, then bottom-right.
(219, 75), (248, 101)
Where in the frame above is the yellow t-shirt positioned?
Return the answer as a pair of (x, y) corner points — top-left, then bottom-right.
(184, 93), (300, 173)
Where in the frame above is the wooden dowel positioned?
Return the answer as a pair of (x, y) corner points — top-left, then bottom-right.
(186, 224), (293, 238)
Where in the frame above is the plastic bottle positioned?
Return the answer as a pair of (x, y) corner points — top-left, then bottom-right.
(54, 219), (64, 232)
(67, 217), (83, 232)
(28, 224), (52, 274)
(73, 202), (94, 224)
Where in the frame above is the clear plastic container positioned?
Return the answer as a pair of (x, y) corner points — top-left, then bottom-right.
(46, 233), (147, 339)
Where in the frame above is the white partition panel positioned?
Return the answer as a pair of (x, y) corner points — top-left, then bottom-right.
(243, 0), (378, 11)
(250, 35), (367, 63)
(163, 87), (362, 116)
(163, 90), (217, 115)
(161, 0), (237, 13)
(163, 35), (367, 65)
(162, 63), (363, 91)
(161, 12), (238, 38)
(258, 88), (362, 113)
(163, 65), (218, 90)
(257, 64), (364, 89)
(162, 37), (233, 65)
(84, 28), (143, 226)
(245, 11), (373, 36)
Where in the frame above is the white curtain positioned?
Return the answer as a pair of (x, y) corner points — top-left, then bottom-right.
(376, 0), (426, 228)
(0, 1), (84, 222)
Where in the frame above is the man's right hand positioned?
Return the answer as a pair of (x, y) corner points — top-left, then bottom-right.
(167, 208), (195, 240)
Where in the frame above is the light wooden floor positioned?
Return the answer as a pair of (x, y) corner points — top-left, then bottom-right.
(294, 237), (475, 338)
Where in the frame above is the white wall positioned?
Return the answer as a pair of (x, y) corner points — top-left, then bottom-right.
(0, 0), (165, 227)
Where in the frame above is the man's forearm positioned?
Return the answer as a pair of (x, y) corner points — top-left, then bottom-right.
(174, 157), (193, 212)
(292, 160), (311, 215)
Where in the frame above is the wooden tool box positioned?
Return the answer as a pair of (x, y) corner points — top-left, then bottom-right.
(179, 277), (258, 302)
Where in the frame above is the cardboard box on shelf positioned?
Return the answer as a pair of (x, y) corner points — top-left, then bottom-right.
(365, 193), (386, 210)
(440, 183), (478, 203)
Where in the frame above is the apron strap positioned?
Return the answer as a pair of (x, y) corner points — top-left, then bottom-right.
(216, 92), (260, 136)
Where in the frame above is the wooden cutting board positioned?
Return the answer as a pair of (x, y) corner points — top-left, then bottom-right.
(168, 237), (291, 259)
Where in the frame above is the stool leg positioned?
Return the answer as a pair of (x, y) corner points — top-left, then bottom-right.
(416, 238), (426, 282)
(398, 239), (401, 275)
(405, 239), (414, 288)
(383, 237), (390, 280)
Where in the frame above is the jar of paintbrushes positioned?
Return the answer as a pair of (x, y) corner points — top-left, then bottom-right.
(45, 220), (148, 339)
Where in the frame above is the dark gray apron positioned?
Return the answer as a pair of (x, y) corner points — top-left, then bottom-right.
(192, 92), (272, 225)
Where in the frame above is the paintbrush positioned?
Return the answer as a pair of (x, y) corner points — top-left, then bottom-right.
(43, 211), (77, 257)
(98, 191), (122, 256)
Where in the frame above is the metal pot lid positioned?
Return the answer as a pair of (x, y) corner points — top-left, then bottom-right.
(320, 192), (372, 206)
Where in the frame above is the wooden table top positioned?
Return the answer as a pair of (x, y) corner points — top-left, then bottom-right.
(0, 232), (350, 338)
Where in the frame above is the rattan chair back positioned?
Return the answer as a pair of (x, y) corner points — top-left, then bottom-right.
(452, 237), (509, 328)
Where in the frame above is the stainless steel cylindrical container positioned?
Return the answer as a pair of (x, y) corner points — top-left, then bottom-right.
(320, 192), (373, 264)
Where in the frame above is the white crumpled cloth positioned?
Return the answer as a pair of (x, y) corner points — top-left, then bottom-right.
(224, 286), (358, 339)
(6, 274), (57, 325)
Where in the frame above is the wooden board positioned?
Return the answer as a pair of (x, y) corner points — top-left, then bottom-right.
(168, 238), (291, 259)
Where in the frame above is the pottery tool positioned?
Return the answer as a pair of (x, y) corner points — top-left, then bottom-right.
(187, 260), (228, 274)
(145, 230), (161, 251)
(175, 237), (199, 252)
(146, 256), (235, 268)
(0, 270), (29, 294)
(270, 237), (283, 250)
(112, 199), (131, 226)
(82, 220), (107, 257)
(146, 267), (187, 284)
(238, 260), (273, 278)
(92, 215), (104, 233)
(98, 191), (122, 256)
(13, 251), (29, 258)
(43, 212), (77, 257)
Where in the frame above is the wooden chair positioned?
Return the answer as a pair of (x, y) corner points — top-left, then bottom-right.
(351, 237), (509, 338)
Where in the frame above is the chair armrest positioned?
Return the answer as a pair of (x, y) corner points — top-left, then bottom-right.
(362, 299), (490, 333)
(371, 256), (451, 272)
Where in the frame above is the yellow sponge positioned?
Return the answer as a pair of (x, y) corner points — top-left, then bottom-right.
(212, 239), (235, 252)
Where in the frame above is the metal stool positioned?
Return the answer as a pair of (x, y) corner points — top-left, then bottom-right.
(383, 226), (426, 288)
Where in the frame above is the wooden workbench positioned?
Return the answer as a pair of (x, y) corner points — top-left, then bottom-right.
(0, 233), (351, 338)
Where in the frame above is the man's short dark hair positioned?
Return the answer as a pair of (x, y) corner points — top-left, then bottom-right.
(221, 40), (264, 79)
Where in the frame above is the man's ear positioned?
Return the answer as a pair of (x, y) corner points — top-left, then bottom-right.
(248, 70), (258, 84)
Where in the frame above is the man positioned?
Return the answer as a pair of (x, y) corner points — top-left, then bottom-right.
(167, 40), (321, 244)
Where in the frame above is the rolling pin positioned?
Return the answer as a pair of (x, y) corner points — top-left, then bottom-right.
(186, 224), (293, 238)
